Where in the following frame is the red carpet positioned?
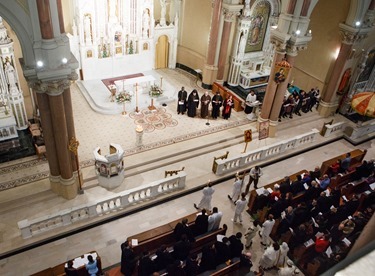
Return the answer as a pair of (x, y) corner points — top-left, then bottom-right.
(101, 73), (144, 91)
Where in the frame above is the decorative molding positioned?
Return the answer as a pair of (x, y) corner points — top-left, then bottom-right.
(30, 78), (72, 96)
(223, 9), (241, 22)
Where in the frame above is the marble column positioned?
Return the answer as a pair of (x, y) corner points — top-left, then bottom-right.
(202, 0), (222, 88)
(259, 47), (285, 121)
(35, 91), (60, 179)
(36, 0), (54, 39)
(216, 10), (237, 81)
(63, 87), (78, 172)
(319, 42), (353, 117)
(270, 54), (296, 122)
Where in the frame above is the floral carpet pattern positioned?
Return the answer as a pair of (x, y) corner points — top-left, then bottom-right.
(129, 107), (178, 133)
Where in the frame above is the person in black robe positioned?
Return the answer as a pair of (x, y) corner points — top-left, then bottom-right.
(187, 89), (200, 117)
(194, 209), (209, 236)
(177, 86), (188, 114)
(120, 240), (137, 276)
(138, 251), (156, 276)
(211, 91), (223, 119)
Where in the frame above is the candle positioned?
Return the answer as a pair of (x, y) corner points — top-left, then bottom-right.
(160, 77), (163, 89)
(135, 83), (138, 109)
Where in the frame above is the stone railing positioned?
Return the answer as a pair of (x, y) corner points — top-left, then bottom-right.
(214, 129), (320, 175)
(18, 172), (187, 239)
(323, 121), (346, 137)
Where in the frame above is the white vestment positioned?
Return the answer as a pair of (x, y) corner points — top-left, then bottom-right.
(231, 179), (242, 201)
(197, 186), (215, 211)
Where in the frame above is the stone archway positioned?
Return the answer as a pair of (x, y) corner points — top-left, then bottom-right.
(155, 35), (169, 69)
(0, 1), (35, 69)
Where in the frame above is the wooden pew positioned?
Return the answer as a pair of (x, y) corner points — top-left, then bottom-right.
(330, 170), (357, 189)
(320, 149), (366, 176)
(190, 224), (228, 256)
(209, 258), (241, 276)
(247, 170), (308, 214)
(31, 251), (102, 276)
(128, 212), (198, 255)
(212, 82), (244, 112)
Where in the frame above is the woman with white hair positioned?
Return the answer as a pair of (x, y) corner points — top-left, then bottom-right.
(277, 242), (290, 267)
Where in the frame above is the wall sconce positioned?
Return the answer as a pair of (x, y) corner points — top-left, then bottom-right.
(62, 58), (68, 64)
(307, 29), (312, 36)
(36, 61), (44, 67)
(355, 21), (361, 27)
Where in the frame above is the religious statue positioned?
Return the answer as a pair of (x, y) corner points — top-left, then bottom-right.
(238, 32), (247, 56)
(84, 15), (92, 44)
(108, 0), (118, 22)
(160, 0), (167, 26)
(4, 62), (17, 88)
(143, 9), (151, 38)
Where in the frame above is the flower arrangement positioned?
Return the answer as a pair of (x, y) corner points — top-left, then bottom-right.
(149, 84), (163, 97)
(116, 91), (132, 103)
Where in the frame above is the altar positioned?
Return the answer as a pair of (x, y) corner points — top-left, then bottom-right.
(114, 75), (156, 94)
(240, 69), (270, 89)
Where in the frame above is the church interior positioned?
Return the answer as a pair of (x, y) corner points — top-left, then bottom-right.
(0, 0), (375, 275)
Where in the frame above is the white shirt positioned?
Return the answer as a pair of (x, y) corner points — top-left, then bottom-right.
(245, 93), (257, 106)
(235, 198), (248, 214)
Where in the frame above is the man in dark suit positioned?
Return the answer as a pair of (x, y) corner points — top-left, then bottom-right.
(174, 218), (195, 242)
(121, 240), (137, 276)
(214, 237), (231, 265)
(173, 234), (191, 261)
(229, 232), (244, 258)
(194, 209), (208, 236)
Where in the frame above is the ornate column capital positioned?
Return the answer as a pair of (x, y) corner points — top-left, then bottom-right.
(339, 23), (370, 44)
(271, 39), (287, 54)
(29, 72), (77, 96)
(223, 8), (241, 22)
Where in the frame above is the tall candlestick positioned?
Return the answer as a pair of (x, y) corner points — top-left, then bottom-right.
(135, 83), (139, 113)
(160, 77), (163, 89)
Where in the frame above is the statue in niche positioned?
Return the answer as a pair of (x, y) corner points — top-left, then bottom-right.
(84, 14), (92, 44)
(160, 0), (166, 17)
(238, 31), (247, 56)
(4, 61), (17, 88)
(143, 9), (151, 38)
(143, 43), (149, 51)
(108, 0), (118, 22)
(160, 0), (167, 26)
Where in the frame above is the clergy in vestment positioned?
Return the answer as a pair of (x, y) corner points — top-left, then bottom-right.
(244, 90), (257, 114)
(222, 95), (234, 119)
(200, 91), (211, 118)
(211, 91), (223, 119)
(187, 89), (200, 117)
(177, 86), (187, 114)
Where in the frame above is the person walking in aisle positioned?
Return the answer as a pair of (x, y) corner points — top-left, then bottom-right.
(245, 166), (263, 194)
(260, 214), (275, 247)
(232, 192), (248, 224)
(194, 181), (215, 211)
(228, 173), (243, 203)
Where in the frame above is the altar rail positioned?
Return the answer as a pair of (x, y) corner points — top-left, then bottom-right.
(322, 121), (346, 137)
(18, 172), (187, 239)
(213, 129), (320, 175)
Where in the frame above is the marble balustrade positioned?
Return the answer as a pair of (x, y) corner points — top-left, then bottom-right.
(17, 172), (187, 239)
(323, 121), (346, 137)
(215, 129), (320, 175)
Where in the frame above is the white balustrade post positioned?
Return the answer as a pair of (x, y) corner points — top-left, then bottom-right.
(18, 219), (32, 239)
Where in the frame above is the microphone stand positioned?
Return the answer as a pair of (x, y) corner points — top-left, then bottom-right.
(206, 116), (210, 126)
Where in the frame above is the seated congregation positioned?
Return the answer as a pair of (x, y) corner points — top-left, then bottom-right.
(247, 149), (374, 275)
